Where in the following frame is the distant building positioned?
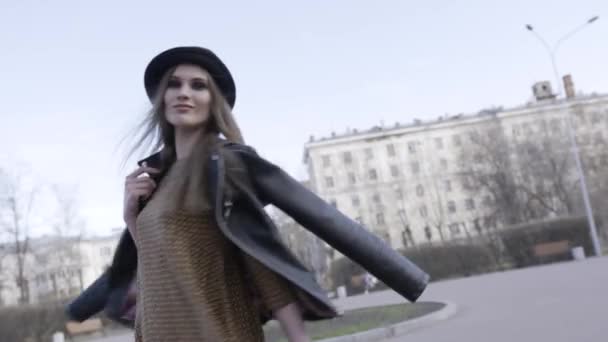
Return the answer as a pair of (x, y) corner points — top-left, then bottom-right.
(0, 232), (121, 306)
(304, 79), (608, 260)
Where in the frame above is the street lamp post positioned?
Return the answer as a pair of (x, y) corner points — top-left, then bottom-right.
(525, 16), (602, 257)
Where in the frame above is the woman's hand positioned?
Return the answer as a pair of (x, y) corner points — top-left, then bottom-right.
(274, 303), (311, 342)
(123, 165), (160, 239)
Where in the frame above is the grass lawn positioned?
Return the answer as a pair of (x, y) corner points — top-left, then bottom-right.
(263, 302), (444, 342)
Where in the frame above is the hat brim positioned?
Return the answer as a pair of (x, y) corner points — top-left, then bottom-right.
(144, 47), (236, 108)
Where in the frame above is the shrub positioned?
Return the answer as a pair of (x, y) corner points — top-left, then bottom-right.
(498, 216), (597, 267)
(0, 302), (68, 342)
(400, 242), (498, 282)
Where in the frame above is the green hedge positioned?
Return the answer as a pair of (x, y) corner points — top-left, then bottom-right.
(328, 242), (499, 295)
(327, 216), (598, 295)
(0, 299), (124, 342)
(328, 257), (365, 294)
(399, 242), (498, 282)
(0, 302), (68, 342)
(498, 216), (596, 267)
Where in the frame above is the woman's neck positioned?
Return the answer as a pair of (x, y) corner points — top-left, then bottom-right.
(174, 127), (207, 161)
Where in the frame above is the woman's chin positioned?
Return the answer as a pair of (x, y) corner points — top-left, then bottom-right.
(168, 117), (207, 131)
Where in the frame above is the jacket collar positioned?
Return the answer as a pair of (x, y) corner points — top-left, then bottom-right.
(137, 151), (164, 169)
(136, 136), (230, 170)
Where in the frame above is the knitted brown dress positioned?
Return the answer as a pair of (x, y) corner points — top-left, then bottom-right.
(134, 158), (295, 342)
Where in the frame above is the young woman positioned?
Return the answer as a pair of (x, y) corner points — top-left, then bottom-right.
(67, 47), (429, 342)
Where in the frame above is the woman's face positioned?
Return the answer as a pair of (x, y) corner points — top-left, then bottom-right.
(164, 64), (213, 130)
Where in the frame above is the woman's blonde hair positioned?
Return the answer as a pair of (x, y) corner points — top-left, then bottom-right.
(127, 64), (244, 207)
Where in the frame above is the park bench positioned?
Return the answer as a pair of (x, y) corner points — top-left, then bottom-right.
(65, 318), (105, 340)
(533, 240), (570, 258)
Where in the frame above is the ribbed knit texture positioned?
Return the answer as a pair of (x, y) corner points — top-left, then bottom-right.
(134, 158), (295, 342)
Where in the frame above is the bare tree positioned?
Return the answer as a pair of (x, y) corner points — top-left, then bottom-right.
(45, 185), (87, 299)
(0, 168), (38, 304)
(425, 178), (449, 243)
(458, 117), (577, 228)
(514, 121), (578, 217)
(0, 244), (7, 302)
(458, 119), (527, 226)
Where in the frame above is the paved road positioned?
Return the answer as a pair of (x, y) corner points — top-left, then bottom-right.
(380, 256), (608, 342)
(88, 256), (607, 342)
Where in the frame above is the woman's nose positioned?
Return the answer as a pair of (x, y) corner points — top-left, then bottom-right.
(177, 85), (190, 99)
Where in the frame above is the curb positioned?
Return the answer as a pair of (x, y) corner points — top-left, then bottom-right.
(318, 301), (458, 342)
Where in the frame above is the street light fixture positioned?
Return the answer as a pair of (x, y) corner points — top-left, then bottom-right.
(525, 16), (602, 257)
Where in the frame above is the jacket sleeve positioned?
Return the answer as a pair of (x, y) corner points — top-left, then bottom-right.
(66, 270), (110, 322)
(233, 145), (430, 302)
(65, 229), (137, 324)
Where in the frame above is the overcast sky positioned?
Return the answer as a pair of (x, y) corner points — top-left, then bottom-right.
(1, 0), (606, 237)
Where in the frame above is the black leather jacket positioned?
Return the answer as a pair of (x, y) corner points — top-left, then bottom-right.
(66, 142), (429, 325)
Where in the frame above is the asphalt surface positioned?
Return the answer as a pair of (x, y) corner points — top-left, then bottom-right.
(379, 256), (608, 342)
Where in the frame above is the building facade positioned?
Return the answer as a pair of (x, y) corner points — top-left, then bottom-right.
(304, 86), (608, 259)
(0, 233), (120, 306)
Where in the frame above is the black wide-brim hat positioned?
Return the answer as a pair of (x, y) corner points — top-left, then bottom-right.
(144, 46), (236, 108)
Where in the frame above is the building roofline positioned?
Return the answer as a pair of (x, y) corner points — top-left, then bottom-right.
(303, 93), (608, 155)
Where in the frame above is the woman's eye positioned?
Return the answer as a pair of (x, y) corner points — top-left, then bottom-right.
(191, 81), (208, 90)
(167, 80), (181, 88)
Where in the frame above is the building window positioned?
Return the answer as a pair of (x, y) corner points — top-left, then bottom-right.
(424, 226), (432, 241)
(100, 247), (112, 257)
(372, 193), (382, 204)
(369, 169), (378, 180)
(447, 201), (456, 213)
(348, 172), (356, 185)
(416, 184), (424, 197)
(537, 119), (548, 132)
(591, 111), (602, 124)
(330, 199), (338, 208)
(411, 162), (420, 174)
(387, 144), (396, 157)
(453, 134), (462, 146)
(343, 151), (353, 164)
(586, 156), (597, 170)
(408, 142), (417, 153)
(322, 155), (330, 167)
(512, 125), (521, 137)
(473, 153), (482, 164)
(419, 205), (428, 218)
(325, 177), (334, 188)
(577, 133), (591, 146)
(435, 137), (443, 149)
(482, 195), (493, 207)
(483, 216), (496, 229)
(440, 158), (448, 169)
(593, 132), (604, 145)
(461, 177), (472, 189)
(465, 198), (475, 210)
(397, 209), (407, 221)
(352, 195), (360, 207)
(449, 223), (461, 234)
(469, 130), (480, 142)
(390, 165), (400, 178)
(445, 180), (452, 192)
(395, 188), (404, 200)
(522, 122), (532, 135)
(365, 148), (374, 159)
(376, 213), (385, 225)
(575, 112), (587, 126)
